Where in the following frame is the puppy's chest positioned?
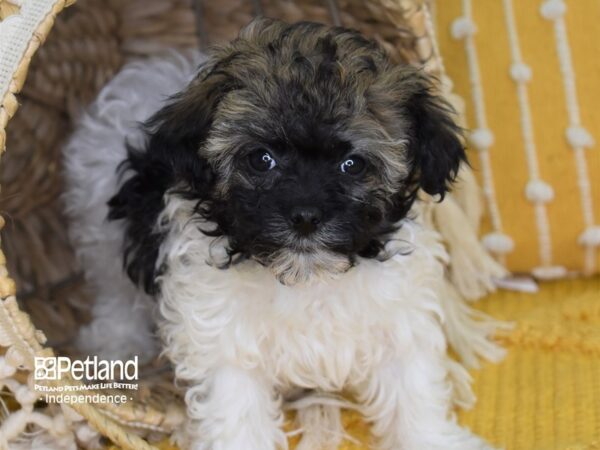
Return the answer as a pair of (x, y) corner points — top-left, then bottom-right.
(260, 288), (393, 389)
(213, 261), (428, 390)
(158, 211), (446, 389)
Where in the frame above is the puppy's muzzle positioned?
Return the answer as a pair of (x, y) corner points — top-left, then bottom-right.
(289, 206), (323, 235)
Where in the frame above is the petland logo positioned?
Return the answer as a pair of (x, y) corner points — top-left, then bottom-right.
(34, 356), (138, 381)
(34, 356), (139, 404)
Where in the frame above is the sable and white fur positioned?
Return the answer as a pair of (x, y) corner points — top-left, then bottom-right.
(64, 28), (507, 450)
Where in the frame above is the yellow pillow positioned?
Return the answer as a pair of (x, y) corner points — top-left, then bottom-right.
(435, 0), (600, 277)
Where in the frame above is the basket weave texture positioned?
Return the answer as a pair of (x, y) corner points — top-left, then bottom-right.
(0, 1), (460, 448)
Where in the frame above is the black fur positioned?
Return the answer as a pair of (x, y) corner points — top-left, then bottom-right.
(108, 19), (466, 291)
(107, 70), (229, 293)
(387, 77), (466, 223)
(405, 82), (466, 200)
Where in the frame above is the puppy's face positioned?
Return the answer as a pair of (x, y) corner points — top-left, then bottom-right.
(207, 112), (399, 283)
(109, 19), (465, 290)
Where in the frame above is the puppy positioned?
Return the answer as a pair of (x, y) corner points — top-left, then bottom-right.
(64, 19), (504, 450)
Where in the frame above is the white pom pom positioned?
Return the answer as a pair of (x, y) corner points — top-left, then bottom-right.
(0, 356), (16, 377)
(14, 385), (38, 406)
(532, 265), (567, 280)
(566, 126), (595, 148)
(525, 180), (554, 203)
(510, 63), (532, 83)
(5, 346), (27, 369)
(75, 424), (99, 443)
(482, 232), (515, 254)
(52, 414), (69, 435)
(61, 404), (84, 422)
(578, 226), (600, 247)
(451, 17), (477, 40)
(469, 128), (494, 150)
(540, 0), (566, 20)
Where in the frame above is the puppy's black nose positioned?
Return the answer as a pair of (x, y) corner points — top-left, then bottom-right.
(290, 206), (323, 235)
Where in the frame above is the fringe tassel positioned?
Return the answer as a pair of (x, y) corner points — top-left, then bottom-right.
(440, 281), (513, 369)
(433, 195), (509, 301)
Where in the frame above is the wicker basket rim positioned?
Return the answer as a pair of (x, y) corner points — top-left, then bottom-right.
(0, 1), (442, 448)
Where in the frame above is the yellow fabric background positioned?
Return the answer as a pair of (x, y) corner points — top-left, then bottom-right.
(435, 0), (600, 274)
(457, 278), (600, 450)
(148, 278), (600, 450)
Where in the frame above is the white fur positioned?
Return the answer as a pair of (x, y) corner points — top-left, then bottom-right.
(64, 51), (505, 450)
(63, 51), (204, 363)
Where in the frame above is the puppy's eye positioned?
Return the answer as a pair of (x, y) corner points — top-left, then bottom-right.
(248, 150), (277, 172)
(340, 156), (366, 175)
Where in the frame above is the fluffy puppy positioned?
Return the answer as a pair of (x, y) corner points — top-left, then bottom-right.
(64, 19), (505, 450)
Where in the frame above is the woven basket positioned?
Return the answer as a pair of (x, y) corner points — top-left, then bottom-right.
(0, 1), (473, 448)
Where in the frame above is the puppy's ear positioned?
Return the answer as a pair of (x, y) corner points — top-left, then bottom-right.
(145, 70), (235, 155)
(404, 73), (466, 200)
(108, 68), (234, 293)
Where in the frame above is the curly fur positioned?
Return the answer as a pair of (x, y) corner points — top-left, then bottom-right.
(107, 19), (466, 289)
(64, 19), (504, 450)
